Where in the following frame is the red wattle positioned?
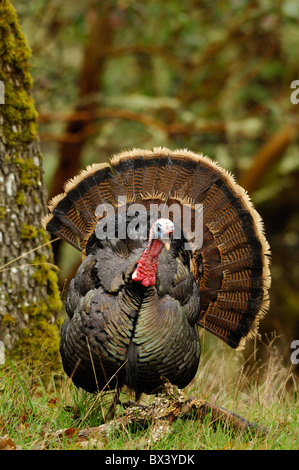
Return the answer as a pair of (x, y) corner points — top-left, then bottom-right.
(132, 239), (164, 287)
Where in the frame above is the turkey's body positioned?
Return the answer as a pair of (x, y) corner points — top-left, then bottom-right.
(60, 213), (201, 394)
(44, 148), (271, 398)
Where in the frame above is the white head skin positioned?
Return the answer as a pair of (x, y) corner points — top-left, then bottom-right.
(132, 218), (174, 286)
(150, 218), (174, 251)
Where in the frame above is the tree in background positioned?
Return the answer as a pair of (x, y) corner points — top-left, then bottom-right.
(0, 0), (61, 364)
(5, 0), (299, 372)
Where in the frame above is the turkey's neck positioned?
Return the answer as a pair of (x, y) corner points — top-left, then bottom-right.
(132, 239), (164, 287)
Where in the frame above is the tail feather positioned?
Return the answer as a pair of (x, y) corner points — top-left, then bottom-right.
(43, 147), (271, 350)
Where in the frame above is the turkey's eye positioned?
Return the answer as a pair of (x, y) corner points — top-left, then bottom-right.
(156, 223), (162, 237)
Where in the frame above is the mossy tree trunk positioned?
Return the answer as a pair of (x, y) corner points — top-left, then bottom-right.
(0, 0), (61, 363)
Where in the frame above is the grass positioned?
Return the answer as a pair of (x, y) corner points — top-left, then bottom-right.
(0, 335), (298, 450)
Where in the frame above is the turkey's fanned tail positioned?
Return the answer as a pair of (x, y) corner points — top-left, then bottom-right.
(43, 147), (271, 350)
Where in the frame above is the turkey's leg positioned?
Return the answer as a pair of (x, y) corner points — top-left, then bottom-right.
(105, 387), (120, 422)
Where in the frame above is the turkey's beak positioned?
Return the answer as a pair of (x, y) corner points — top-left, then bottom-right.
(164, 228), (173, 251)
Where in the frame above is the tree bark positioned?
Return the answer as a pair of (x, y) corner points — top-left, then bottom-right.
(0, 0), (61, 362)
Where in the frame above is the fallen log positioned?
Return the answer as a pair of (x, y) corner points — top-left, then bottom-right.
(50, 393), (268, 448)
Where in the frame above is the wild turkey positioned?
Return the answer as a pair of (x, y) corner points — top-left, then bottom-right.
(43, 147), (271, 399)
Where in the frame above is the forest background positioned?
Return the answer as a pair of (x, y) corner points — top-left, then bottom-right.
(18, 0), (299, 362)
(0, 0), (299, 450)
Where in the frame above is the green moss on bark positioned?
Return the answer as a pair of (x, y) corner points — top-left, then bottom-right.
(0, 0), (38, 146)
(20, 223), (38, 240)
(15, 156), (41, 188)
(2, 313), (16, 325)
(15, 191), (26, 206)
(0, 206), (6, 219)
(13, 244), (63, 366)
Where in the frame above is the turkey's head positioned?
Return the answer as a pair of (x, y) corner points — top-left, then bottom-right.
(132, 218), (174, 287)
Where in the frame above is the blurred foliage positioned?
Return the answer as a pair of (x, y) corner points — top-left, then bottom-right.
(12, 0), (299, 360)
